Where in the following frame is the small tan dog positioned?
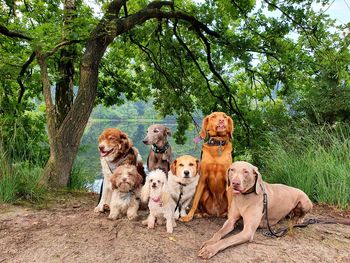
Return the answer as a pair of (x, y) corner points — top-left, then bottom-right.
(108, 164), (143, 220)
(198, 161), (313, 259)
(168, 155), (200, 219)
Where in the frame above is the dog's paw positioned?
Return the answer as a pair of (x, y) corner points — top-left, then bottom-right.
(198, 244), (218, 259)
(179, 215), (193, 222)
(200, 239), (218, 250)
(141, 219), (149, 225)
(107, 214), (118, 220)
(94, 206), (104, 213)
(127, 214), (138, 221)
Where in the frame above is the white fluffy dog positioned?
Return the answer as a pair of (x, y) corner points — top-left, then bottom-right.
(168, 155), (200, 219)
(141, 169), (176, 233)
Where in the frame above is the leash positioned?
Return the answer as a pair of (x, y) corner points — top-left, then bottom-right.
(262, 192), (289, 237)
(174, 183), (185, 217)
(261, 187), (350, 238)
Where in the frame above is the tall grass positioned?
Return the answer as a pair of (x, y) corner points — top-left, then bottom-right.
(0, 111), (48, 203)
(262, 123), (350, 209)
(0, 150), (46, 203)
(67, 161), (96, 190)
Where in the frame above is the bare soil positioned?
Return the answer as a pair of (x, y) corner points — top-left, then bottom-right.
(1, 192), (350, 263)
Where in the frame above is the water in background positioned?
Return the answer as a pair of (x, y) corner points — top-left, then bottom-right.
(76, 119), (201, 192)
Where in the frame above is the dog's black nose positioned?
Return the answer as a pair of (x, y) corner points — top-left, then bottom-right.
(152, 182), (157, 188)
(143, 139), (148, 144)
(184, 170), (190, 178)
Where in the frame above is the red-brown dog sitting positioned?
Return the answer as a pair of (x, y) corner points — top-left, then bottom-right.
(181, 112), (234, 221)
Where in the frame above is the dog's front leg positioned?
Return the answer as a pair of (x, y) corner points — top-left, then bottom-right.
(198, 212), (261, 259)
(108, 191), (120, 220)
(200, 211), (240, 249)
(127, 200), (139, 220)
(147, 214), (156, 229)
(180, 174), (207, 222)
(94, 179), (110, 213)
(165, 213), (174, 233)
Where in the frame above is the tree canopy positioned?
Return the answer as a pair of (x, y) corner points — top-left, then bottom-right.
(0, 0), (349, 187)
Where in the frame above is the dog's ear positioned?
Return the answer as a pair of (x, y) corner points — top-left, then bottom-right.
(227, 116), (234, 139)
(199, 115), (209, 139)
(164, 127), (172, 137)
(170, 159), (177, 175)
(110, 175), (117, 190)
(135, 172), (144, 189)
(119, 131), (128, 140)
(253, 166), (263, 195)
(141, 176), (151, 203)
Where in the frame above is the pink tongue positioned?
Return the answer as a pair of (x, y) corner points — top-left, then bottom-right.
(232, 189), (241, 195)
(100, 151), (108, 157)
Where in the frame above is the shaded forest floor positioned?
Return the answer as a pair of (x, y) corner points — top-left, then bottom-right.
(1, 192), (350, 263)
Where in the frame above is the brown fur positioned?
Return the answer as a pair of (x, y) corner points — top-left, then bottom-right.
(98, 128), (146, 181)
(110, 164), (143, 192)
(143, 124), (172, 174)
(181, 112), (234, 222)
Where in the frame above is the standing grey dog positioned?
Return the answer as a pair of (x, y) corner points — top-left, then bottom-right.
(143, 124), (172, 174)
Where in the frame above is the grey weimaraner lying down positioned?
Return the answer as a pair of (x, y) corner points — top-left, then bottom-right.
(198, 161), (313, 259)
(143, 124), (172, 174)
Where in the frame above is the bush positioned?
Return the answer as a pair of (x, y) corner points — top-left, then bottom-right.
(262, 123), (350, 209)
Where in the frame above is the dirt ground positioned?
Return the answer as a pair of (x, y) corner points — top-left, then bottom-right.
(1, 192), (350, 263)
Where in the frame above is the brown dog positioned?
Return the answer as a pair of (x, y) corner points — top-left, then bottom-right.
(181, 112), (234, 222)
(108, 164), (143, 220)
(198, 161), (313, 259)
(143, 124), (172, 174)
(94, 128), (146, 213)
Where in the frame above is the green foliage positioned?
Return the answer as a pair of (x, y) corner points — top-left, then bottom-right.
(261, 123), (350, 209)
(0, 150), (47, 203)
(67, 161), (96, 190)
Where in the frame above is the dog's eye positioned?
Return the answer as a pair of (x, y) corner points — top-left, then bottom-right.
(230, 168), (235, 172)
(243, 170), (249, 174)
(108, 136), (116, 140)
(157, 180), (160, 183)
(150, 179), (153, 182)
(179, 164), (184, 167)
(189, 163), (194, 166)
(154, 129), (159, 133)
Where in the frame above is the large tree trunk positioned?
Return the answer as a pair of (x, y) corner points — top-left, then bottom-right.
(41, 2), (118, 187)
(55, 0), (76, 127)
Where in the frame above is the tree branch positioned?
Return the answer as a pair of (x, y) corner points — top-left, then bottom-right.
(17, 51), (36, 103)
(0, 24), (32, 41)
(44, 39), (82, 58)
